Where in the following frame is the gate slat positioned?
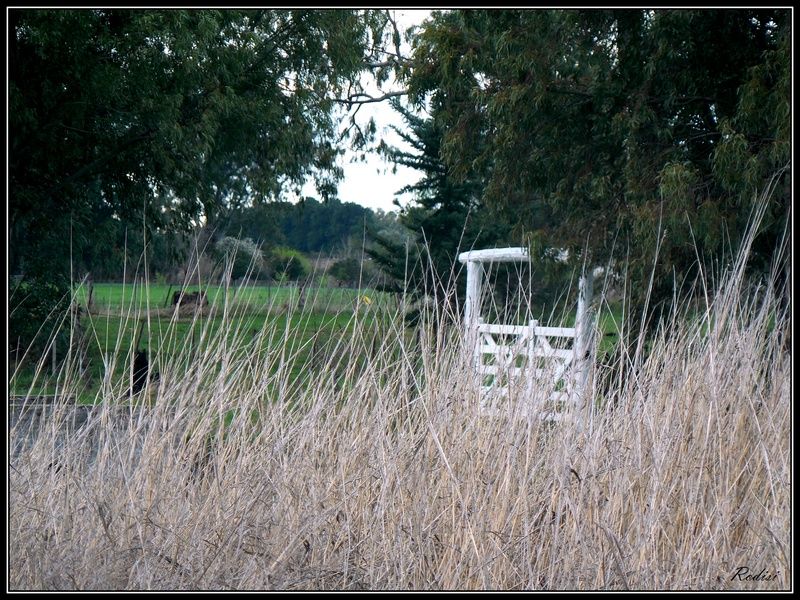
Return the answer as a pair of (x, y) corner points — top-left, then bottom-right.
(533, 326), (576, 338)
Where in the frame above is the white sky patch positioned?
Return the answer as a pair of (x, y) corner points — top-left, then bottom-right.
(298, 9), (432, 214)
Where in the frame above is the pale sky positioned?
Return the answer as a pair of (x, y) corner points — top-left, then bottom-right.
(299, 9), (433, 214)
(332, 97), (422, 214)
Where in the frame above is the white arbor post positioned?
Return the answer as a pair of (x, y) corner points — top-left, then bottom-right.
(464, 260), (484, 333)
(572, 268), (595, 418)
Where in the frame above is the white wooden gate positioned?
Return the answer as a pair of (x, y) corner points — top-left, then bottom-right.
(458, 248), (594, 423)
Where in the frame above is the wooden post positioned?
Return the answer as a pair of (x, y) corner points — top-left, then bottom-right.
(310, 334), (320, 368)
(87, 278), (95, 313)
(133, 320), (145, 352)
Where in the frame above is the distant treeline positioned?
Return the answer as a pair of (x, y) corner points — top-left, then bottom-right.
(218, 197), (389, 255)
(61, 198), (401, 282)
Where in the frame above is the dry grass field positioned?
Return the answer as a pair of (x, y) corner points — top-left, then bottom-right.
(8, 215), (791, 590)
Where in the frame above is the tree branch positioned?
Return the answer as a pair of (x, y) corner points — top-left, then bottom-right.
(334, 90), (408, 106)
(384, 10), (404, 63)
(41, 127), (156, 200)
(364, 58), (411, 69)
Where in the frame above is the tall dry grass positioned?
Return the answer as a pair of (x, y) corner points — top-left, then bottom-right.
(8, 206), (791, 591)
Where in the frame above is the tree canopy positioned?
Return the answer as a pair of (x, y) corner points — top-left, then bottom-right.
(405, 9), (791, 311)
(9, 9), (398, 278)
(8, 9), (792, 351)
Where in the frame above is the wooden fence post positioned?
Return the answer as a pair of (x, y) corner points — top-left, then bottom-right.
(87, 278), (95, 313)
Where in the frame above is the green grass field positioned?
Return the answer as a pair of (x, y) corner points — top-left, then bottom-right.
(13, 282), (399, 405)
(13, 280), (624, 406)
(74, 281), (393, 314)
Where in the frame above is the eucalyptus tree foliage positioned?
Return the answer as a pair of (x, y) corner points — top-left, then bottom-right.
(9, 9), (402, 278)
(405, 9), (790, 313)
(9, 8), (406, 357)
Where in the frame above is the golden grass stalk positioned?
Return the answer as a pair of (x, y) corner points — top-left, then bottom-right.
(9, 198), (790, 590)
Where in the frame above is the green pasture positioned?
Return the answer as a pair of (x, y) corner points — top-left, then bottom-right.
(12, 281), (396, 403)
(13, 282), (626, 404)
(73, 281), (394, 314)
(11, 306), (389, 405)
